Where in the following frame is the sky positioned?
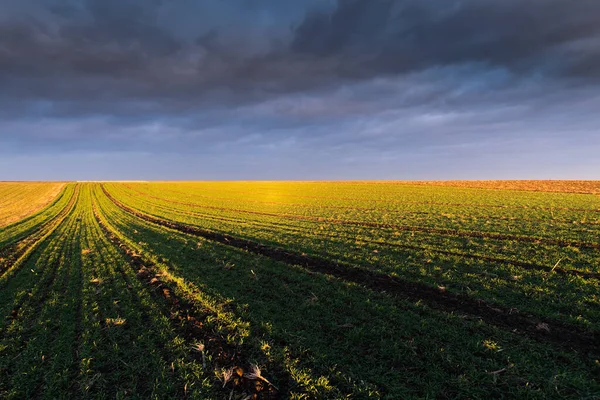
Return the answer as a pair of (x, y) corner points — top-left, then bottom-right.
(1, 0), (599, 180)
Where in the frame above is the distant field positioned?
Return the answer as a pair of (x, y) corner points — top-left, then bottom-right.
(0, 181), (599, 399)
(406, 180), (600, 194)
(0, 182), (65, 227)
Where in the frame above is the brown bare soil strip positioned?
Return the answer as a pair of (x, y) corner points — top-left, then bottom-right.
(93, 207), (281, 399)
(102, 187), (600, 356)
(111, 186), (600, 251)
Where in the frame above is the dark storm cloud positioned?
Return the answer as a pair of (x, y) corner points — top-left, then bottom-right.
(2, 0), (598, 106)
(292, 0), (600, 80)
(0, 0), (333, 107)
(0, 0), (599, 179)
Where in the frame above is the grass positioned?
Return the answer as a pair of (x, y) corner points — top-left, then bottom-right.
(0, 181), (599, 398)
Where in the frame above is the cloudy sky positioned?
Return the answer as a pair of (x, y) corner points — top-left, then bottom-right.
(1, 0), (599, 180)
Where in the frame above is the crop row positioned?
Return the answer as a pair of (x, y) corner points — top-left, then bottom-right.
(92, 183), (600, 398)
(0, 184), (76, 250)
(98, 188), (595, 336)
(118, 183), (600, 235)
(1, 184), (323, 398)
(127, 200), (600, 275)
(123, 181), (600, 212)
(1, 182), (599, 398)
(101, 184), (600, 333)
(0, 185), (231, 399)
(106, 183), (600, 263)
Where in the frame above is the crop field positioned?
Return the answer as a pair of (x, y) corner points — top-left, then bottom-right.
(0, 182), (65, 227)
(0, 181), (599, 399)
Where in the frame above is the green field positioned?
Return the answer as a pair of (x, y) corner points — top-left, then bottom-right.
(0, 181), (599, 399)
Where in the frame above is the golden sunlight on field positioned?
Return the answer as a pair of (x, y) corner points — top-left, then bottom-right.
(0, 182), (65, 227)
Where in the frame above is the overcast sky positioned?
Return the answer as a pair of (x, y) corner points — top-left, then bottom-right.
(1, 0), (599, 180)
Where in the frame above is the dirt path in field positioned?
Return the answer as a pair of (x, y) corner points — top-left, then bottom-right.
(102, 186), (600, 357)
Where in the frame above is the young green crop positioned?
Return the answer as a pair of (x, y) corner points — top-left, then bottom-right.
(1, 181), (599, 398)
(102, 183), (600, 333)
(95, 183), (600, 398)
(0, 185), (217, 398)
